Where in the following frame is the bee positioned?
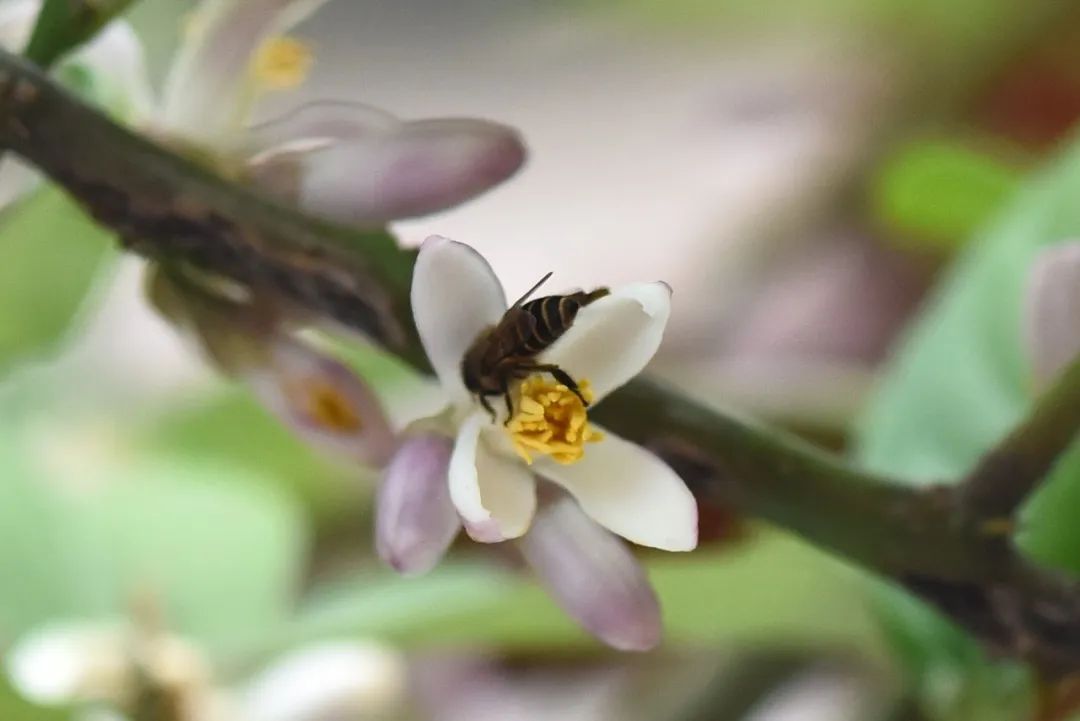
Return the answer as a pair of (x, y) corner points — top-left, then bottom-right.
(461, 272), (610, 421)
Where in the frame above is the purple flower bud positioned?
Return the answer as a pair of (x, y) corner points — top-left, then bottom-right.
(245, 338), (397, 467)
(376, 434), (460, 575)
(1025, 240), (1080, 389)
(519, 492), (662, 652)
(244, 102), (526, 226)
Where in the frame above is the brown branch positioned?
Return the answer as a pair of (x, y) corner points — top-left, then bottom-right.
(1, 49), (1080, 674)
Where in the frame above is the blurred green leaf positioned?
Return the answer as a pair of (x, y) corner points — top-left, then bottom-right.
(873, 139), (1021, 252)
(25, 0), (137, 68)
(0, 437), (89, 639)
(0, 429), (308, 657)
(71, 459), (309, 654)
(0, 188), (115, 373)
(856, 137), (1080, 485)
(138, 390), (361, 522)
(286, 531), (883, 657)
(0, 676), (67, 721)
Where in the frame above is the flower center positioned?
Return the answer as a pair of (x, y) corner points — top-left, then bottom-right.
(290, 379), (363, 433)
(252, 36), (313, 90)
(505, 375), (603, 465)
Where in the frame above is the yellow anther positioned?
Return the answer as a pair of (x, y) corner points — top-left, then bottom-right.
(252, 36), (313, 90)
(290, 379), (362, 433)
(506, 375), (603, 465)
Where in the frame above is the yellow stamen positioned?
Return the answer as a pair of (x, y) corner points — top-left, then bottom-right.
(505, 375), (603, 465)
(289, 379), (362, 432)
(252, 36), (313, 90)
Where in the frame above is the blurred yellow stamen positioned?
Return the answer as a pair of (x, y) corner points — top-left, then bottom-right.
(292, 380), (362, 432)
(506, 376), (602, 465)
(252, 36), (312, 90)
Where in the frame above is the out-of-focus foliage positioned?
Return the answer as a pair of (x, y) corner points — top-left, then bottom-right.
(855, 131), (1080, 718)
(288, 532), (881, 655)
(0, 189), (114, 372)
(0, 425), (308, 658)
(872, 139), (1021, 251)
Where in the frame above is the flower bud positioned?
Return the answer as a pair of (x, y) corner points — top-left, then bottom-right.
(1025, 240), (1080, 390)
(245, 102), (526, 225)
(245, 338), (397, 467)
(519, 493), (662, 652)
(376, 434), (460, 574)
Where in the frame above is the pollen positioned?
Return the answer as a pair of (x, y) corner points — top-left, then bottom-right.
(252, 36), (313, 90)
(505, 375), (603, 465)
(291, 379), (363, 433)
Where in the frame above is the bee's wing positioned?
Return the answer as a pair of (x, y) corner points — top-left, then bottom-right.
(484, 306), (536, 362)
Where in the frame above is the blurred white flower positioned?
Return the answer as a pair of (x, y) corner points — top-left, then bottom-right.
(6, 622), (408, 721)
(148, 0), (524, 227)
(402, 235), (697, 549)
(1025, 239), (1080, 390)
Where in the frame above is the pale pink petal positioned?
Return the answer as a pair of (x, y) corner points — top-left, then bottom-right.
(245, 338), (396, 466)
(539, 429), (697, 552)
(448, 412), (536, 542)
(1025, 240), (1080, 389)
(542, 282), (671, 403)
(411, 237), (507, 402)
(520, 492), (661, 651)
(245, 104), (525, 225)
(376, 434), (460, 575)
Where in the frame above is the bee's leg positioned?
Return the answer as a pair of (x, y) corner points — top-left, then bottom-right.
(526, 364), (589, 406)
(501, 378), (514, 426)
(479, 393), (497, 422)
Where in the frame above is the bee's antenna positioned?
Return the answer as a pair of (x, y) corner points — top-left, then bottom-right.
(512, 271), (553, 307)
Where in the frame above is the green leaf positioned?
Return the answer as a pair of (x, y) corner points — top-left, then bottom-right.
(872, 139), (1021, 252)
(856, 137), (1080, 484)
(69, 459), (309, 655)
(24, 0), (137, 68)
(0, 676), (67, 721)
(284, 531), (882, 657)
(0, 428), (308, 658)
(0, 188), (115, 373)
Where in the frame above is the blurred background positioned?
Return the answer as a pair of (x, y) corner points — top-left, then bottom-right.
(3, 0), (1080, 719)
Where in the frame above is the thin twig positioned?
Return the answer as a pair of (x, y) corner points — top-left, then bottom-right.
(1, 48), (1080, 673)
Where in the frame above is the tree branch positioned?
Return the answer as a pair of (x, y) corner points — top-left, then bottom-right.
(1, 48), (1080, 673)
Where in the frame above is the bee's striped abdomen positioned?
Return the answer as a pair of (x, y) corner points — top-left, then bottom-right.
(520, 288), (609, 354)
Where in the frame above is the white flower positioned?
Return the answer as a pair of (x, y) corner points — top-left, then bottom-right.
(148, 0), (525, 227)
(407, 235), (698, 550)
(6, 622), (408, 721)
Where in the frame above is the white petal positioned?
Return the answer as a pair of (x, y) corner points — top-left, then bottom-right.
(159, 0), (326, 146)
(448, 412), (536, 541)
(376, 434), (461, 575)
(1025, 240), (1080, 389)
(539, 428), (697, 551)
(520, 492), (662, 651)
(411, 236), (506, 402)
(242, 642), (406, 721)
(542, 282), (671, 403)
(6, 624), (130, 706)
